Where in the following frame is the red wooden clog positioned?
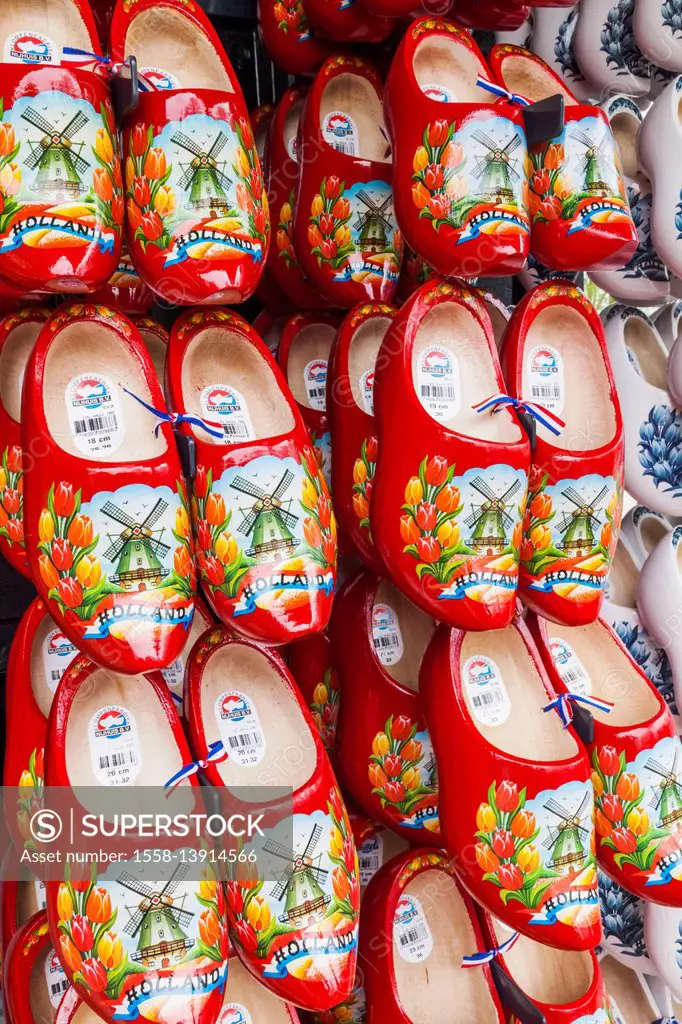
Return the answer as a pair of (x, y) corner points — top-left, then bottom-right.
(218, 951), (303, 1023)
(384, 19), (531, 280)
(529, 613), (682, 907)
(448, 0), (533, 26)
(488, 45), (638, 272)
(22, 303), (196, 675)
(1, 847), (47, 961)
(45, 659), (229, 1023)
(396, 244), (439, 304)
(132, 314), (168, 391)
(55, 986), (109, 1024)
(285, 630), (341, 756)
(110, 0), (270, 305)
(278, 311), (340, 493)
(0, 306), (50, 579)
(185, 628), (359, 1012)
(257, 0), (330, 77)
(421, 615), (601, 950)
(160, 591), (213, 716)
(267, 86), (331, 310)
(303, 0), (393, 43)
(90, 245), (154, 317)
(328, 301), (396, 576)
(331, 569), (441, 846)
(294, 55), (402, 308)
(360, 849), (505, 1024)
(4, 911), (70, 1024)
(500, 280), (624, 626)
(0, 1), (124, 294)
(371, 279), (530, 632)
(166, 307), (337, 645)
(252, 308), (286, 358)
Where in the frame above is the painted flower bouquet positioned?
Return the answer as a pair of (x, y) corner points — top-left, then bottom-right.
(300, 448), (337, 570)
(352, 435), (377, 536)
(308, 176), (354, 268)
(411, 120), (472, 233)
(400, 455), (471, 585)
(0, 444), (24, 549)
(192, 466), (254, 600)
(368, 714), (437, 821)
(125, 125), (175, 250)
(309, 668), (341, 751)
(232, 117), (269, 247)
(592, 745), (668, 871)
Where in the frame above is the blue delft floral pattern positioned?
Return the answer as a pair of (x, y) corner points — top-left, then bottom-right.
(598, 869), (648, 959)
(612, 619), (678, 716)
(554, 8), (584, 82)
(638, 405), (682, 499)
(662, 0), (682, 36)
(600, 0), (652, 78)
(624, 187), (669, 282)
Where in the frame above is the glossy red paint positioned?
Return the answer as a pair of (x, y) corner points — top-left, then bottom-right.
(303, 0), (393, 42)
(90, 245), (155, 316)
(257, 0), (330, 76)
(285, 629), (341, 759)
(4, 911), (62, 1024)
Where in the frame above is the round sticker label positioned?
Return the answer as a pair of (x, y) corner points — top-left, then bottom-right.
(200, 383), (255, 444)
(360, 368), (375, 415)
(359, 833), (384, 888)
(45, 949), (69, 1008)
(138, 66), (180, 89)
(42, 627), (79, 693)
(421, 82), (454, 102)
(66, 373), (124, 457)
(89, 705), (142, 786)
(463, 655), (511, 726)
(371, 603), (404, 666)
(219, 1004), (253, 1024)
(394, 894), (433, 963)
(322, 111), (358, 156)
(416, 346), (460, 421)
(5, 30), (56, 64)
(548, 639), (591, 697)
(287, 134), (298, 161)
(304, 359), (328, 411)
(214, 691), (266, 766)
(527, 344), (565, 414)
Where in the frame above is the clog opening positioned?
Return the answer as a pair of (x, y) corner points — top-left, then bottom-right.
(545, 620), (660, 727)
(459, 627), (579, 760)
(609, 111), (639, 181)
(479, 295), (509, 354)
(411, 302), (524, 443)
(347, 315), (391, 411)
(254, 118), (270, 162)
(16, 878), (45, 929)
(29, 612), (62, 719)
(71, 1002), (107, 1023)
(0, 0), (93, 53)
(0, 319), (44, 423)
(285, 321), (336, 412)
(607, 538), (638, 608)
(320, 74), (389, 162)
(393, 868), (500, 1024)
(371, 579), (435, 692)
(489, 917), (594, 1005)
(181, 325), (294, 443)
(43, 319), (168, 463)
(199, 643), (317, 792)
(496, 55), (576, 105)
(138, 325), (167, 388)
(600, 955), (657, 1022)
(521, 305), (617, 451)
(284, 98), (305, 160)
(225, 954), (294, 1020)
(124, 8), (233, 91)
(623, 316), (669, 389)
(640, 513), (670, 554)
(30, 942), (58, 1024)
(413, 37), (490, 103)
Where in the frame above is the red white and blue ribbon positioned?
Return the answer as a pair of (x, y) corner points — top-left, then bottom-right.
(476, 78), (530, 107)
(122, 387), (224, 439)
(61, 46), (111, 76)
(543, 692), (614, 728)
(164, 740), (227, 794)
(473, 393), (566, 436)
(462, 930), (520, 967)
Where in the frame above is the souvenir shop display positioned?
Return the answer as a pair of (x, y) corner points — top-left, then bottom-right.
(2, 0), (682, 1021)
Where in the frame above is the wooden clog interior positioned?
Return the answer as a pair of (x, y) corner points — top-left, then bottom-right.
(320, 74), (388, 162)
(372, 578), (435, 693)
(348, 316), (391, 410)
(413, 37), (489, 102)
(0, 320), (45, 423)
(623, 316), (669, 390)
(286, 322), (336, 411)
(0, 0), (92, 52)
(124, 8), (233, 91)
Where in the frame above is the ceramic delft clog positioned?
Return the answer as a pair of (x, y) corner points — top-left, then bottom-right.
(600, 954), (667, 1022)
(501, 280), (624, 626)
(285, 629), (341, 755)
(669, 329), (682, 405)
(530, 4), (600, 101)
(303, 0), (393, 43)
(489, 46), (638, 272)
(634, 0), (682, 71)
(643, 901), (682, 1002)
(110, 0), (269, 305)
(330, 569), (441, 845)
(517, 253), (581, 292)
(0, 1), (123, 295)
(620, 503), (675, 564)
(257, 0), (329, 77)
(22, 303), (196, 675)
(5, 911), (69, 1024)
(90, 246), (154, 317)
(328, 302), (396, 575)
(360, 849), (505, 1024)
(602, 305), (682, 517)
(184, 628), (359, 1012)
(385, 20), (531, 280)
(481, 914), (612, 1024)
(166, 307), (337, 645)
(638, 526), (682, 725)
(598, 870), (651, 971)
(278, 311), (341, 491)
(422, 616), (600, 950)
(294, 55), (401, 308)
(530, 613), (682, 905)
(590, 97), (670, 306)
(571, 0), (652, 96)
(45, 660), (228, 1024)
(371, 279), (531, 632)
(638, 75), (682, 281)
(267, 86), (329, 310)
(0, 306), (50, 578)
(132, 315), (168, 390)
(654, 300), (682, 351)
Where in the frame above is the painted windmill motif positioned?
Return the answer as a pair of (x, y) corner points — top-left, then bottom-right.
(465, 477), (523, 555)
(543, 792), (591, 875)
(423, 751), (438, 788)
(264, 824), (331, 927)
(354, 190), (393, 254)
(22, 107), (90, 201)
(558, 485), (609, 557)
(172, 130), (233, 216)
(118, 864), (194, 969)
(572, 128), (612, 195)
(230, 471), (299, 561)
(647, 747), (682, 832)
(103, 498), (170, 590)
(471, 128), (522, 204)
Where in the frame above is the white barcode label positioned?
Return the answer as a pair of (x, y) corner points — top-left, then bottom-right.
(371, 602), (404, 667)
(6, 30), (57, 65)
(215, 690), (266, 767)
(360, 368), (375, 415)
(66, 373), (124, 457)
(359, 833), (384, 888)
(464, 655), (511, 727)
(416, 345), (460, 421)
(45, 949), (69, 1008)
(322, 111), (358, 156)
(548, 638), (591, 697)
(527, 344), (564, 416)
(200, 383), (255, 445)
(394, 894), (433, 963)
(304, 359), (328, 412)
(89, 705), (142, 786)
(42, 626), (78, 693)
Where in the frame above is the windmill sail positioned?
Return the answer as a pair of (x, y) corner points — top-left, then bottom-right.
(647, 749), (682, 830)
(263, 825), (331, 926)
(559, 485), (609, 556)
(471, 128), (522, 203)
(172, 130), (233, 216)
(102, 498), (171, 590)
(354, 189), (393, 253)
(466, 476), (521, 555)
(230, 470), (299, 561)
(22, 107), (90, 200)
(118, 864), (194, 969)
